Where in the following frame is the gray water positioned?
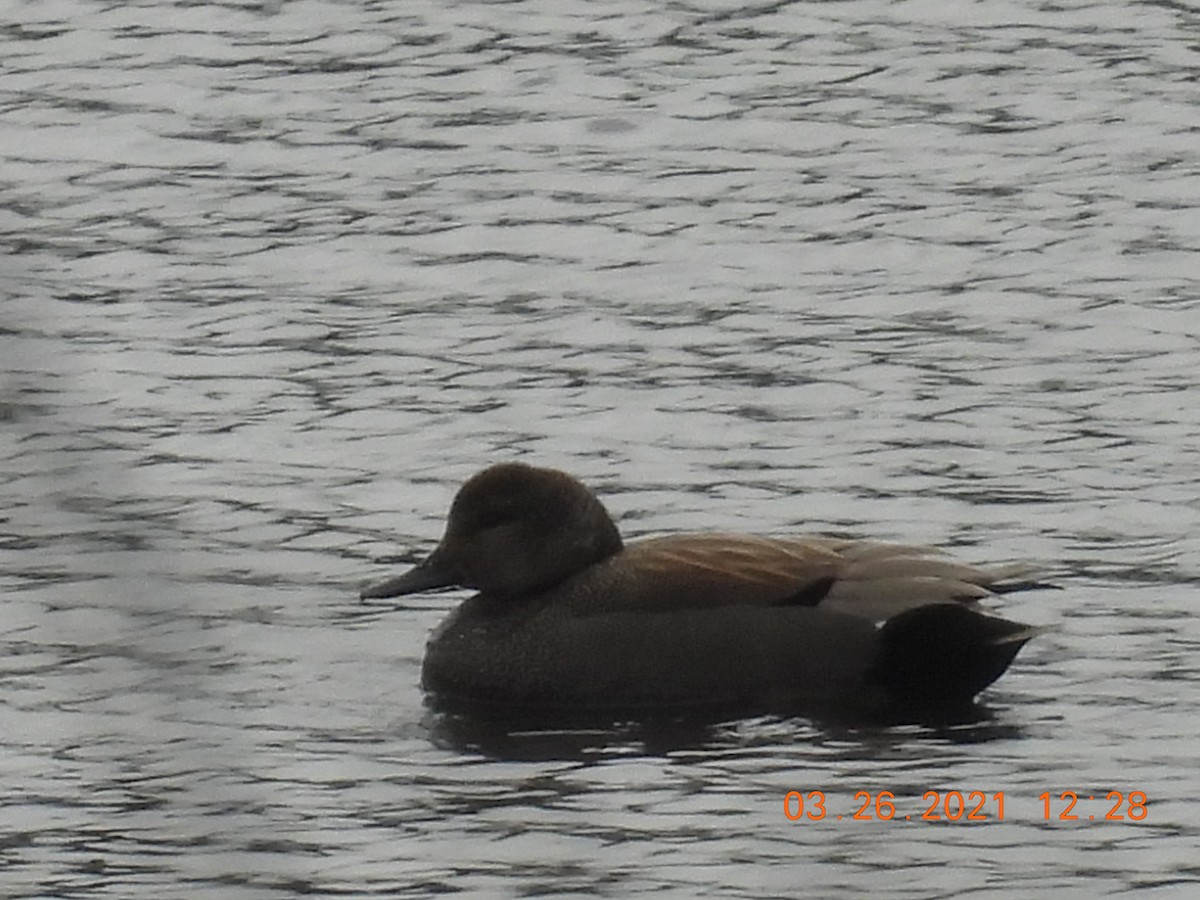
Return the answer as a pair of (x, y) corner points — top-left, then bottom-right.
(2, 0), (1199, 896)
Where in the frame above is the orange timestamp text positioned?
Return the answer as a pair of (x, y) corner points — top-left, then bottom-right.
(783, 790), (1148, 822)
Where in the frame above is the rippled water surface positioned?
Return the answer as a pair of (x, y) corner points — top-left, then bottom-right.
(3, 0), (1199, 897)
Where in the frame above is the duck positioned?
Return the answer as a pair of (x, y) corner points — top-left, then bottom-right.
(361, 462), (1043, 718)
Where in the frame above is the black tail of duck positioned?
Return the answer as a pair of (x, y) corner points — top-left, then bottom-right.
(869, 603), (1042, 709)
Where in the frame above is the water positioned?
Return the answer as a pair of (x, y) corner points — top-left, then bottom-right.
(2, 0), (1198, 896)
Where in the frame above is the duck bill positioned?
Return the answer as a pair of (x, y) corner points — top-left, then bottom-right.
(360, 550), (460, 600)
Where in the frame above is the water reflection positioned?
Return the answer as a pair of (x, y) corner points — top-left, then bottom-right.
(425, 702), (1028, 762)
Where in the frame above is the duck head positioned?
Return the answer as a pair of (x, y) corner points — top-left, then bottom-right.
(361, 462), (624, 600)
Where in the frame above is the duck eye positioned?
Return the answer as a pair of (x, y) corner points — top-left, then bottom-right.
(469, 500), (520, 530)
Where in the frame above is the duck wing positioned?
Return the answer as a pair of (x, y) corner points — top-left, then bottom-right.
(810, 538), (1039, 621)
(586, 534), (1036, 621)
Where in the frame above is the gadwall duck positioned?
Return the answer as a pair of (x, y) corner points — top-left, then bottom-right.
(362, 463), (1043, 717)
